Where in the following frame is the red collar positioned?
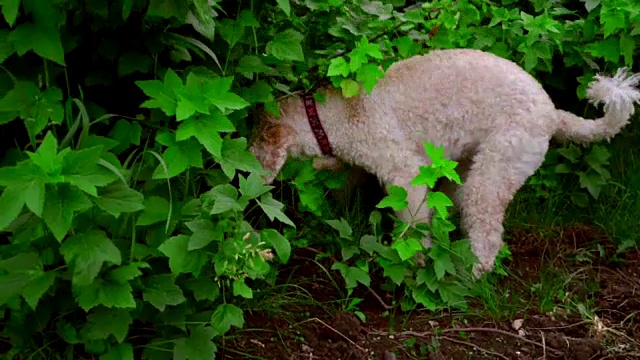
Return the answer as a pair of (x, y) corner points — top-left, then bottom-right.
(302, 93), (333, 156)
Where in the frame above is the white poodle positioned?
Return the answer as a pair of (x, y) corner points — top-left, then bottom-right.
(249, 48), (640, 276)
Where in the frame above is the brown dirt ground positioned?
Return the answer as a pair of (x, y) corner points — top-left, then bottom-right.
(220, 226), (640, 360)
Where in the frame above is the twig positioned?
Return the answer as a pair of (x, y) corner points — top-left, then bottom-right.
(295, 318), (368, 354)
(438, 335), (510, 360)
(527, 320), (589, 331)
(367, 286), (394, 310)
(541, 330), (547, 360)
(371, 327), (564, 356)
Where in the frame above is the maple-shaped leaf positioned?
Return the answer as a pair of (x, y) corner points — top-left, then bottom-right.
(158, 235), (208, 276)
(173, 325), (218, 360)
(60, 230), (122, 286)
(136, 69), (182, 116)
(331, 262), (371, 289)
(8, 23), (66, 65)
(176, 112), (235, 157)
(81, 307), (132, 343)
(73, 278), (136, 311)
(210, 303), (244, 336)
(218, 137), (263, 179)
(152, 133), (204, 179)
(201, 76), (249, 112)
(43, 183), (93, 242)
(142, 274), (187, 311)
(260, 229), (291, 264)
(257, 192), (295, 227)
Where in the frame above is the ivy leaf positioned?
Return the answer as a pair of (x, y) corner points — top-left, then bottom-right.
(232, 279), (253, 299)
(257, 192), (295, 227)
(82, 307), (132, 343)
(184, 278), (220, 301)
(9, 23), (66, 65)
(74, 278), (136, 311)
(327, 56), (351, 77)
(100, 342), (134, 360)
(0, 29), (14, 63)
(376, 185), (408, 211)
(60, 230), (122, 286)
(173, 326), (217, 360)
(427, 191), (453, 218)
(411, 285), (438, 310)
(176, 112), (235, 157)
(136, 69), (181, 116)
(276, 0), (291, 16)
(218, 137), (263, 179)
(356, 63), (384, 93)
(206, 184), (244, 214)
(340, 78), (360, 98)
(136, 196), (170, 226)
(326, 218), (353, 239)
(93, 182), (145, 218)
(42, 183), (93, 242)
(238, 173), (272, 200)
(1, 0), (20, 26)
(331, 262), (371, 289)
(0, 185), (26, 231)
(428, 245), (456, 280)
(142, 274), (187, 311)
(260, 229), (291, 264)
(152, 136), (204, 179)
(201, 77), (250, 113)
(600, 9), (626, 38)
(210, 303), (244, 336)
(392, 238), (423, 261)
(186, 219), (223, 250)
(585, 37), (619, 63)
(266, 29), (304, 61)
(158, 235), (208, 276)
(381, 262), (407, 285)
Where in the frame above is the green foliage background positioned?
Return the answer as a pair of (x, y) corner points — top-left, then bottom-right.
(1, 0), (639, 358)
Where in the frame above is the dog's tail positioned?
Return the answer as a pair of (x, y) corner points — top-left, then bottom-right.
(554, 68), (640, 143)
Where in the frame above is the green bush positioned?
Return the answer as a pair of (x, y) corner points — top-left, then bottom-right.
(1, 0), (638, 358)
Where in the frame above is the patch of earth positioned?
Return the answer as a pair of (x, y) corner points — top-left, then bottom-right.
(221, 227), (640, 360)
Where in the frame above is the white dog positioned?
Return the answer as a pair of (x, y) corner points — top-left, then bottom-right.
(249, 48), (640, 276)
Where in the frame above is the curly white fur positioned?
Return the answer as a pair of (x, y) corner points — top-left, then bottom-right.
(249, 48), (640, 277)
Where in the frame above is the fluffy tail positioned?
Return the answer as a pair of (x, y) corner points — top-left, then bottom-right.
(554, 68), (640, 143)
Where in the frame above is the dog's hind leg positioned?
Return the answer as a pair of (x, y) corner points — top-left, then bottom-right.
(460, 128), (549, 277)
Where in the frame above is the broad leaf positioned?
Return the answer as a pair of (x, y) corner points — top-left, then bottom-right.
(60, 230), (122, 286)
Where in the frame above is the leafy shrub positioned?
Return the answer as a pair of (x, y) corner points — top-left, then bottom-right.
(1, 0), (638, 358)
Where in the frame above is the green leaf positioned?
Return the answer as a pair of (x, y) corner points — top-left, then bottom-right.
(381, 262), (407, 285)
(60, 230), (122, 286)
(427, 191), (453, 218)
(238, 173), (272, 200)
(9, 23), (65, 65)
(261, 229), (291, 264)
(176, 113), (235, 157)
(0, 253), (55, 308)
(206, 184), (243, 214)
(210, 303), (244, 336)
(428, 245), (456, 280)
(82, 307), (132, 343)
(217, 18), (246, 48)
(93, 182), (145, 217)
(359, 234), (387, 256)
(218, 137), (263, 179)
(118, 52), (152, 77)
(232, 279), (253, 299)
(186, 219), (223, 250)
(356, 63), (384, 93)
(331, 262), (371, 289)
(392, 238), (423, 261)
(136, 196), (170, 226)
(326, 218), (353, 239)
(257, 192), (295, 227)
(152, 136), (204, 179)
(376, 185), (408, 211)
(174, 326), (217, 360)
(201, 77), (250, 113)
(74, 278), (136, 311)
(146, 0), (189, 20)
(107, 263), (150, 283)
(266, 29), (304, 61)
(327, 56), (350, 77)
(600, 9), (626, 38)
(416, 267), (439, 292)
(1, 0), (20, 26)
(42, 183), (93, 242)
(100, 342), (134, 360)
(184, 278), (220, 301)
(142, 274), (187, 311)
(340, 78), (360, 98)
(411, 285), (438, 310)
(0, 29), (14, 63)
(136, 69), (181, 116)
(620, 35), (635, 67)
(0, 186), (26, 231)
(158, 235), (208, 276)
(109, 119), (142, 153)
(276, 0), (291, 16)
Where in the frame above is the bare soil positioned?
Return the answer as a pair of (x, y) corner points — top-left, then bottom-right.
(221, 226), (640, 360)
